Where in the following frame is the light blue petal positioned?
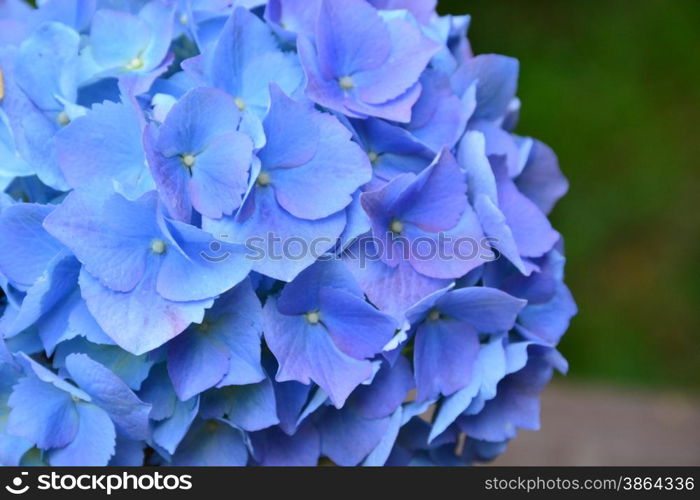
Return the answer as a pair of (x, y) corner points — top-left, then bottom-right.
(48, 402), (115, 466)
(64, 353), (151, 441)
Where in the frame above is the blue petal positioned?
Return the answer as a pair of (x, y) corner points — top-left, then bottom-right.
(206, 185), (346, 282)
(171, 418), (248, 466)
(222, 378), (279, 432)
(64, 353), (151, 441)
(0, 203), (64, 288)
(79, 266), (213, 355)
(15, 22), (80, 111)
(156, 218), (252, 302)
(250, 422), (319, 466)
(56, 100), (151, 199)
(414, 319), (480, 401)
(43, 191), (161, 293)
(205, 7), (303, 116)
(263, 296), (373, 407)
(53, 337), (154, 390)
(436, 287), (526, 333)
(6, 253), (82, 354)
(108, 436), (145, 466)
(152, 396), (199, 456)
(319, 286), (396, 359)
(48, 402), (115, 466)
(7, 375), (79, 449)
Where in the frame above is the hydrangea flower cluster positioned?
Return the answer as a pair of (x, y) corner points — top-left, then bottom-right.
(0, 0), (576, 466)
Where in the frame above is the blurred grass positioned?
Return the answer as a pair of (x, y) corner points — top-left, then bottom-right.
(439, 0), (700, 389)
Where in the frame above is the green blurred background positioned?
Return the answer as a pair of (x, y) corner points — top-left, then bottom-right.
(439, 0), (700, 390)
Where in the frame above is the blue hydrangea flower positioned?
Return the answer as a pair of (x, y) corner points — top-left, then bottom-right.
(7, 353), (151, 466)
(0, 0), (575, 467)
(262, 260), (396, 406)
(43, 190), (252, 354)
(204, 85), (371, 281)
(298, 0), (439, 121)
(145, 86), (254, 221)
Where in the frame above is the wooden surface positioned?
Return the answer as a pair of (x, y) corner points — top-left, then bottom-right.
(492, 382), (700, 466)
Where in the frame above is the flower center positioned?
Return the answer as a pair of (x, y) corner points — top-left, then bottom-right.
(181, 153), (196, 169)
(367, 151), (379, 164)
(150, 238), (167, 255)
(428, 308), (441, 321)
(234, 97), (246, 111)
(338, 75), (355, 91)
(389, 219), (404, 235)
(126, 56), (144, 70)
(257, 171), (271, 187)
(305, 311), (320, 324)
(57, 111), (70, 126)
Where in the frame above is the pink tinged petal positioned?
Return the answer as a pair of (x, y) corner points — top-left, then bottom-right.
(263, 297), (373, 408)
(414, 319), (480, 401)
(318, 286), (396, 360)
(79, 267), (213, 356)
